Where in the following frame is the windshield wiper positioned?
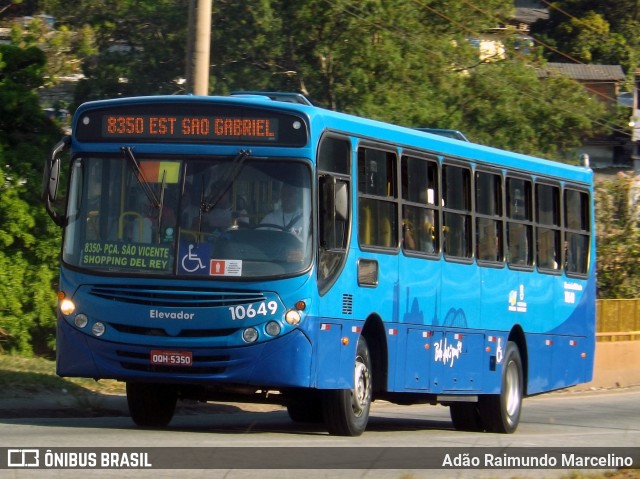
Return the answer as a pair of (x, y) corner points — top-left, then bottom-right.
(201, 149), (251, 213)
(156, 170), (167, 243)
(121, 146), (161, 209)
(195, 149), (251, 241)
(122, 146), (170, 244)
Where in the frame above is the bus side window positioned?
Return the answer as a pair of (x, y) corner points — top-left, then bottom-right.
(401, 155), (439, 254)
(565, 189), (590, 275)
(475, 171), (503, 263)
(536, 183), (561, 271)
(443, 164), (471, 259)
(506, 177), (533, 267)
(357, 147), (398, 249)
(358, 198), (396, 247)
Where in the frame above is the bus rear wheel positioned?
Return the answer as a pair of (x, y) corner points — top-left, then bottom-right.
(126, 382), (177, 427)
(479, 341), (523, 433)
(322, 336), (372, 436)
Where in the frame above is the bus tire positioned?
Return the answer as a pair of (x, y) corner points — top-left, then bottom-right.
(449, 402), (483, 432)
(286, 390), (324, 423)
(322, 336), (372, 436)
(479, 341), (523, 433)
(126, 382), (177, 427)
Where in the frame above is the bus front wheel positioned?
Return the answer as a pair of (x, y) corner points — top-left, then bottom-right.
(449, 402), (483, 432)
(286, 390), (324, 423)
(322, 336), (372, 436)
(479, 341), (523, 433)
(126, 382), (177, 427)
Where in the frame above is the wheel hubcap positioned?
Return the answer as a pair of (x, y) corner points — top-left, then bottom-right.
(352, 356), (371, 417)
(504, 359), (521, 417)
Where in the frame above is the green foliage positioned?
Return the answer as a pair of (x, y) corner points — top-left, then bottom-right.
(595, 173), (640, 298)
(205, 0), (609, 159)
(454, 62), (608, 160)
(210, 0), (510, 116)
(0, 170), (35, 354)
(47, 0), (190, 105)
(11, 0), (612, 160)
(531, 1), (640, 72)
(0, 44), (62, 355)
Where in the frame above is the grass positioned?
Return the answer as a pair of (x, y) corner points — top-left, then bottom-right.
(0, 353), (124, 399)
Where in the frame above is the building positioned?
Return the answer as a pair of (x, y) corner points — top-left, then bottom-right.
(537, 63), (626, 106)
(536, 63), (631, 169)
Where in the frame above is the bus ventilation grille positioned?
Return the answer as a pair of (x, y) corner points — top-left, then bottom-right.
(89, 285), (266, 308)
(342, 294), (353, 315)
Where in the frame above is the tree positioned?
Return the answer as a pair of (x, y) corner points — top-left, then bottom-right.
(210, 0), (511, 115)
(0, 44), (61, 354)
(205, 0), (610, 160)
(453, 61), (609, 160)
(595, 173), (640, 298)
(16, 0), (612, 160)
(37, 0), (189, 105)
(530, 1), (640, 72)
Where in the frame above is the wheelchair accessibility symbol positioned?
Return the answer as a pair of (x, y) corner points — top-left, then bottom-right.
(179, 243), (210, 274)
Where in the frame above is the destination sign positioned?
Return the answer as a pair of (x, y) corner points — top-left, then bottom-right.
(103, 115), (279, 141)
(75, 102), (309, 146)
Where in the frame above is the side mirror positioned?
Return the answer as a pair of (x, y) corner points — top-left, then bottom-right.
(335, 181), (348, 221)
(319, 175), (349, 250)
(42, 136), (70, 226)
(45, 156), (61, 202)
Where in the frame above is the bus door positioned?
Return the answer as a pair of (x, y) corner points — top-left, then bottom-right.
(436, 163), (483, 392)
(398, 153), (440, 391)
(355, 146), (401, 385)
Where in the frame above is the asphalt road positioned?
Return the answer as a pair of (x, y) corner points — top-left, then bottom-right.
(1, 387), (638, 479)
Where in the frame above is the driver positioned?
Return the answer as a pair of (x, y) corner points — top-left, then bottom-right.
(260, 183), (305, 237)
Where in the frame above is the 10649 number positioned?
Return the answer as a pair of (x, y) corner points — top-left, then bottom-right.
(229, 301), (278, 320)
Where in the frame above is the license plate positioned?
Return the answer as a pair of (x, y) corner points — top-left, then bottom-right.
(150, 350), (193, 367)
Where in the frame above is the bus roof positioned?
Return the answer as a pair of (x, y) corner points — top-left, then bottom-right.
(74, 94), (593, 186)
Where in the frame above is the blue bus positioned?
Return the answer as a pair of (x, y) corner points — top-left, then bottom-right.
(43, 93), (595, 436)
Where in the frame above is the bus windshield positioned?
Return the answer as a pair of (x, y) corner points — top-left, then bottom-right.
(63, 154), (312, 278)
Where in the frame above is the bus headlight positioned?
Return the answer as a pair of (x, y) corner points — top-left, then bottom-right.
(60, 298), (76, 316)
(92, 322), (106, 337)
(242, 327), (259, 343)
(284, 309), (301, 325)
(265, 321), (281, 336)
(74, 314), (88, 329)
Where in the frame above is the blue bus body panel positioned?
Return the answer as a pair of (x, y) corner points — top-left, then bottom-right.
(57, 95), (596, 399)
(57, 318), (315, 387)
(56, 266), (363, 389)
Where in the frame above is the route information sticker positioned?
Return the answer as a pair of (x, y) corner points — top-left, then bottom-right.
(82, 242), (170, 272)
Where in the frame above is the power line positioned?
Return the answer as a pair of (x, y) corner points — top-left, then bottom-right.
(539, 0), (605, 35)
(457, 0), (629, 134)
(321, 0), (630, 137)
(462, 0), (620, 102)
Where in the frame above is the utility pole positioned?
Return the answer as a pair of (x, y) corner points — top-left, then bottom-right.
(633, 69), (640, 171)
(187, 0), (212, 96)
(185, 0), (195, 92)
